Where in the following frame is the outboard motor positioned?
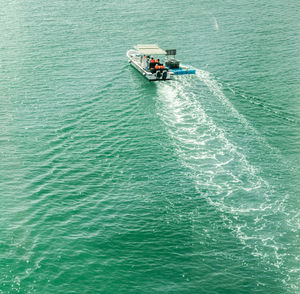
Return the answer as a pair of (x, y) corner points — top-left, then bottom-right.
(165, 58), (180, 69)
(156, 71), (162, 79)
(162, 70), (168, 80)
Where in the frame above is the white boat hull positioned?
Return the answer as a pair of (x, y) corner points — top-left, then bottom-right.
(127, 49), (173, 81)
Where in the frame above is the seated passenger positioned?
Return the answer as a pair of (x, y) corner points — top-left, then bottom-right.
(155, 64), (160, 72)
(149, 57), (156, 69)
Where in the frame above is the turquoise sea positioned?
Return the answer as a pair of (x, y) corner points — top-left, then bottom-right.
(1, 0), (299, 293)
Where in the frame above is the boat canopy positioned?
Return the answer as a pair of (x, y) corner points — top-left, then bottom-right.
(135, 44), (166, 55)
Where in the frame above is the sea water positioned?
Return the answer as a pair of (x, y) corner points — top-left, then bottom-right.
(0, 0), (299, 293)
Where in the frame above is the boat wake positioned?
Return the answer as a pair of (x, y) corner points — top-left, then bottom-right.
(155, 70), (298, 291)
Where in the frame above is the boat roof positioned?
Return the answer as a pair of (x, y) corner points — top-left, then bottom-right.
(135, 44), (166, 55)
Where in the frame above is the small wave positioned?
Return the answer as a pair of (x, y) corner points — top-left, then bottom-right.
(212, 16), (219, 31)
(224, 82), (299, 125)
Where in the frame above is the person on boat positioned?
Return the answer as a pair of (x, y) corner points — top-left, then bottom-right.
(160, 65), (165, 71)
(145, 56), (150, 69)
(150, 57), (156, 69)
(156, 58), (160, 65)
(142, 55), (146, 67)
(155, 64), (160, 72)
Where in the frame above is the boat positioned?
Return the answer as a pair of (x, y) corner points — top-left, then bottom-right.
(127, 44), (196, 81)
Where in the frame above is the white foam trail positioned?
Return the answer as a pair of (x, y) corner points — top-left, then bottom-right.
(194, 69), (290, 160)
(157, 79), (270, 210)
(197, 69), (262, 133)
(155, 75), (290, 274)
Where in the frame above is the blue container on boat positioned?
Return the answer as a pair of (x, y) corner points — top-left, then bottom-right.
(169, 67), (196, 75)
